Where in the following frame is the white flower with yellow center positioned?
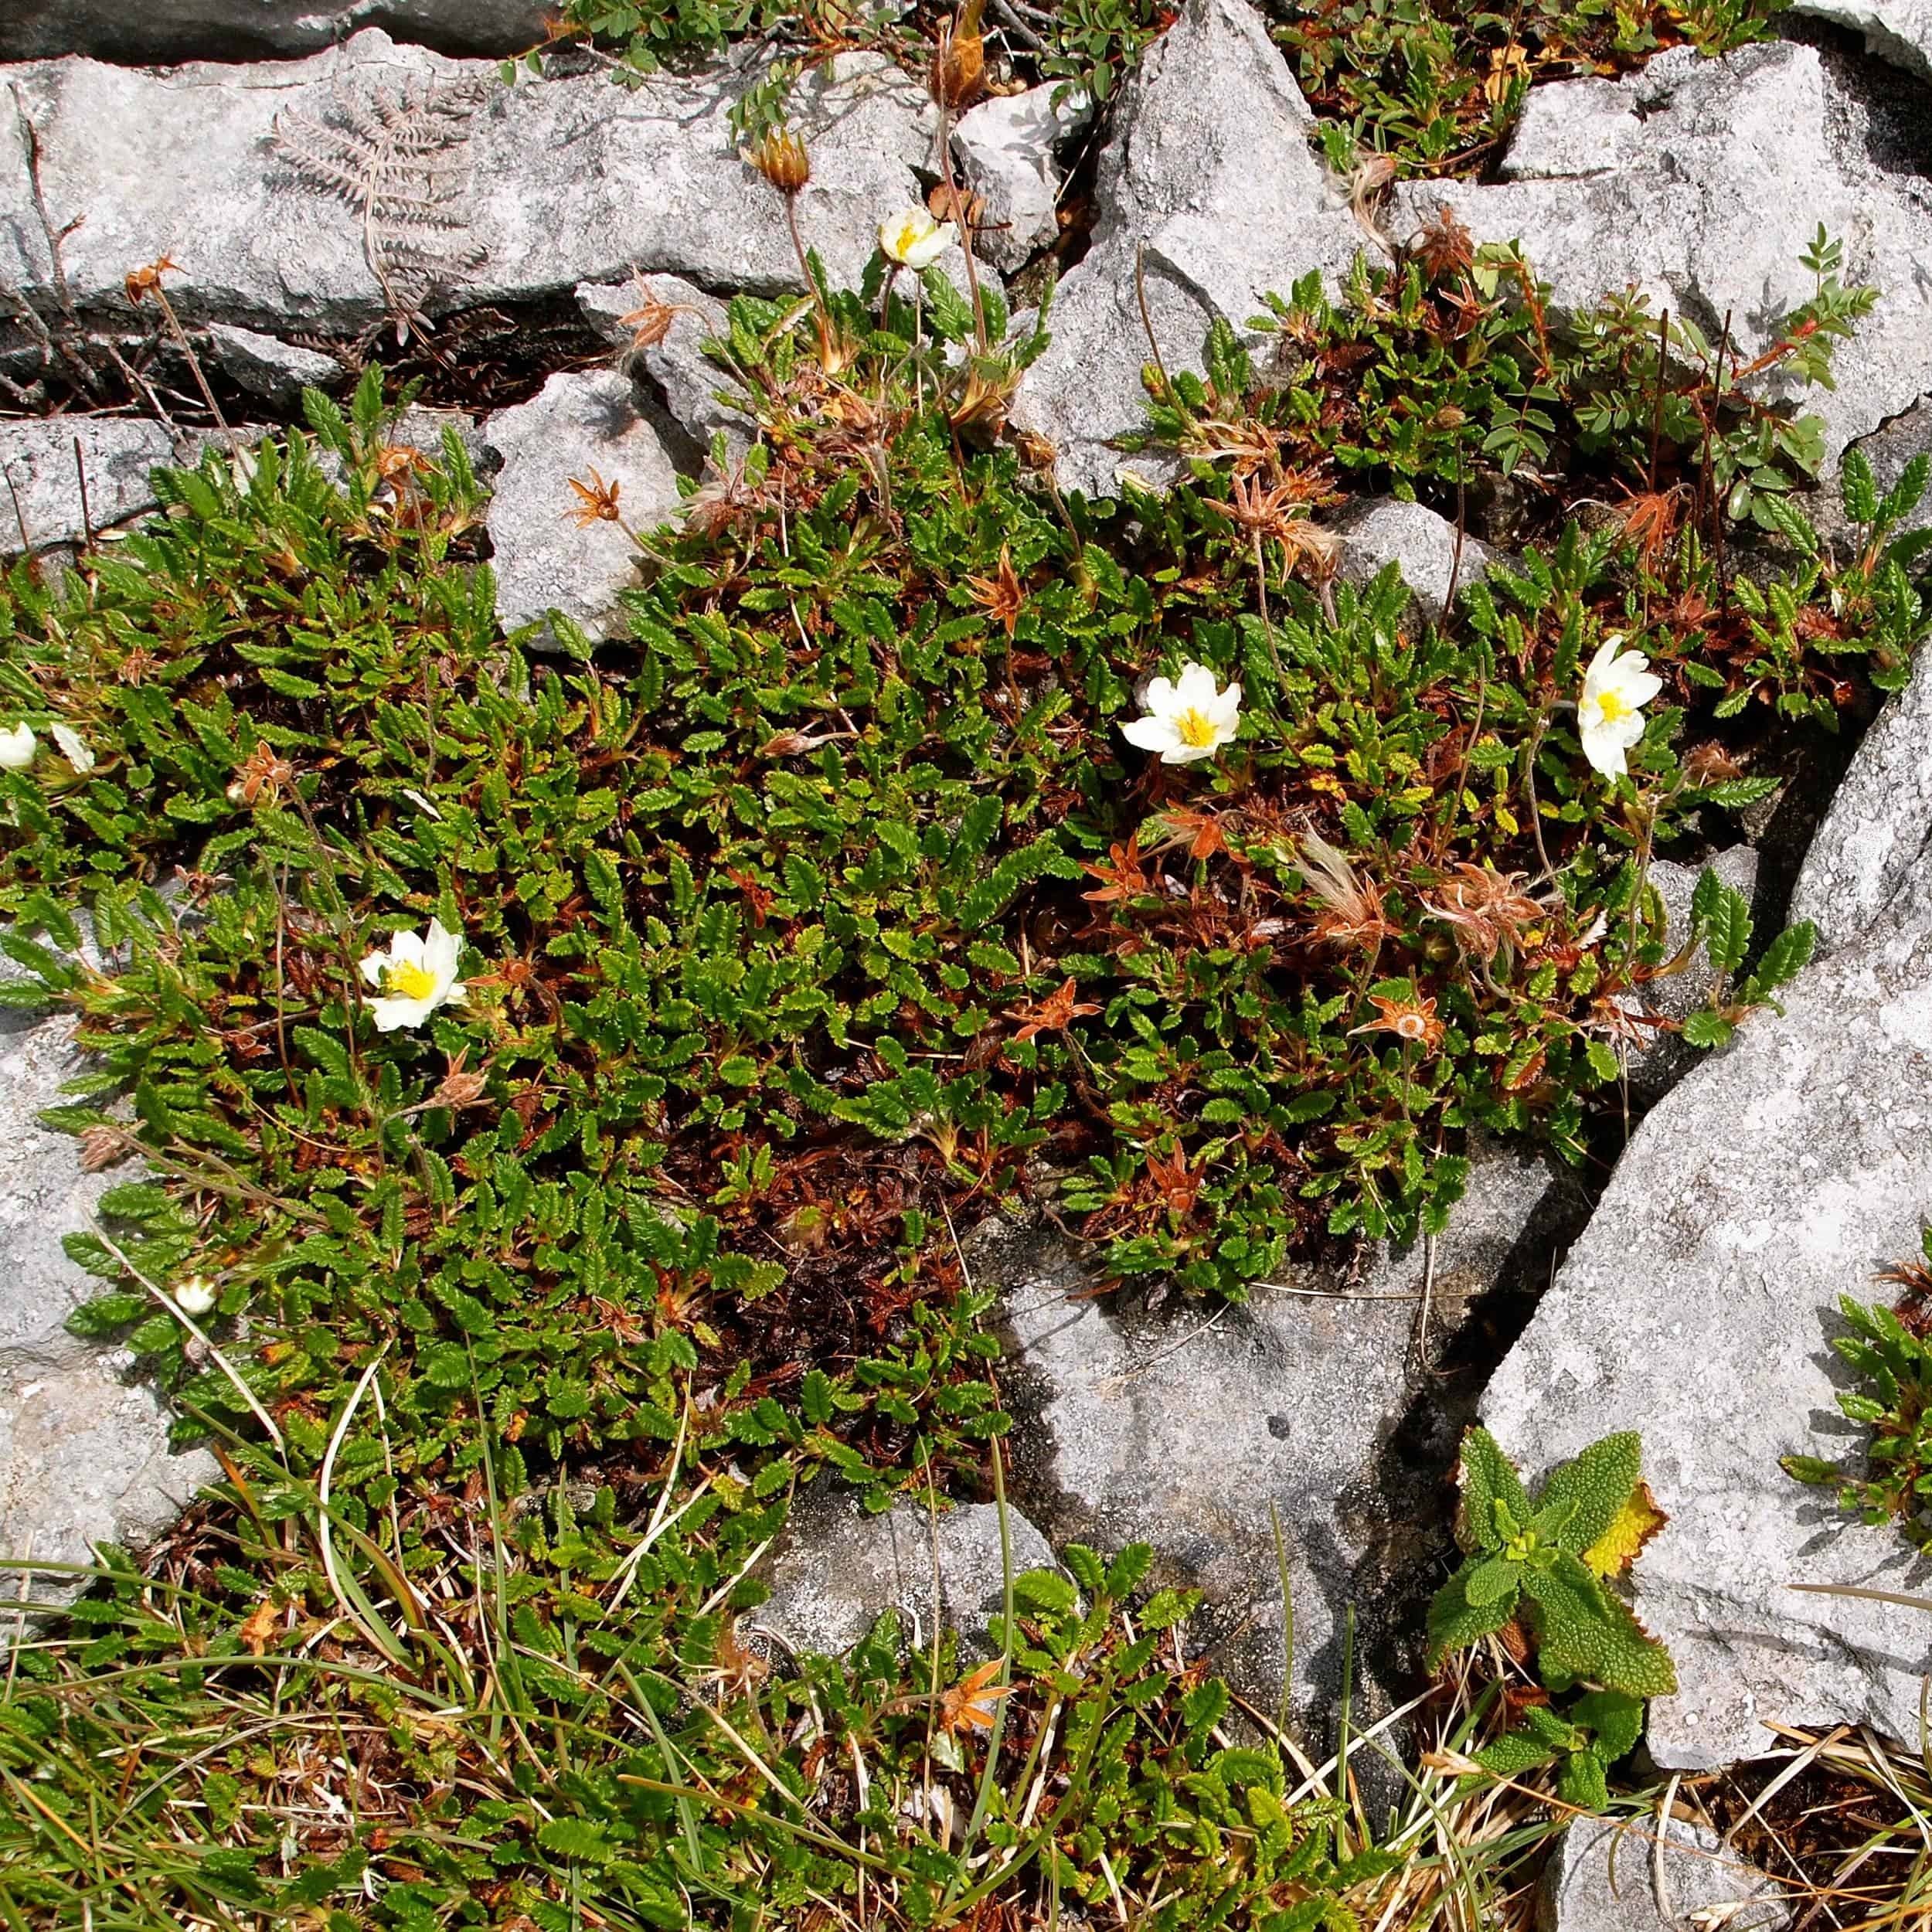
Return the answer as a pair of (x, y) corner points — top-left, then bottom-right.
(0, 723), (36, 770)
(878, 208), (955, 270)
(1121, 662), (1242, 766)
(1577, 632), (1662, 781)
(359, 918), (467, 1033)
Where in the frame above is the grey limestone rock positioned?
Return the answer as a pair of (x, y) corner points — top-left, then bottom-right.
(0, 1017), (216, 1614)
(576, 274), (747, 461)
(1791, 0), (1932, 83)
(0, 35), (953, 340)
(1498, 76), (1642, 181)
(1396, 43), (1932, 473)
(206, 321), (343, 403)
(481, 368), (682, 640)
(952, 82), (1091, 273)
(758, 1485), (1056, 1662)
(1790, 641), (1932, 955)
(978, 1134), (1578, 1732)
(1333, 498), (1497, 624)
(0, 0), (551, 63)
(1482, 860), (1932, 1767)
(0, 417), (190, 553)
(1012, 0), (1366, 499)
(1539, 1815), (1791, 1932)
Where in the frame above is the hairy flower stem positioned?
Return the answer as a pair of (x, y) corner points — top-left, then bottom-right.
(934, 98), (988, 354)
(783, 196), (837, 370)
(1251, 531), (1287, 687)
(145, 283), (245, 464)
(1522, 703), (1560, 888)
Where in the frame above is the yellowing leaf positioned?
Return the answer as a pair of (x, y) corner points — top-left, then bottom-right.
(1582, 1478), (1666, 1579)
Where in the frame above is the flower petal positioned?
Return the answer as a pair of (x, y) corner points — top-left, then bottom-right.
(423, 919), (460, 983)
(1122, 716), (1180, 753)
(358, 951), (389, 990)
(1581, 633), (1622, 699)
(369, 996), (428, 1032)
(1616, 665), (1664, 707)
(1160, 738), (1217, 766)
(1172, 662), (1219, 709)
(1140, 675), (1177, 717)
(49, 723), (94, 774)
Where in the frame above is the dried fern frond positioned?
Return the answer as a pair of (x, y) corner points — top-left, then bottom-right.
(270, 77), (488, 342)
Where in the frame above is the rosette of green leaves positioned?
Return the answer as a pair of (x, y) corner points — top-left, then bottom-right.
(1427, 1427), (1676, 1697)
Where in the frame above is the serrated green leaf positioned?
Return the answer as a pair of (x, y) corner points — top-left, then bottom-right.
(1455, 1426), (1532, 1553)
(1522, 1551), (1676, 1697)
(1536, 1431), (1642, 1557)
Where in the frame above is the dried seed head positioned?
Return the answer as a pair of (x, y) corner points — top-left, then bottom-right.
(1422, 863), (1545, 968)
(1682, 741), (1747, 787)
(430, 1053), (490, 1112)
(1013, 428), (1058, 472)
(746, 128), (811, 196)
(1411, 202), (1475, 282)
(930, 0), (985, 111)
(226, 742), (296, 807)
(372, 443), (430, 486)
(965, 546), (1025, 638)
(620, 293), (679, 352)
(78, 1124), (134, 1172)
(565, 469), (624, 529)
(124, 256), (181, 306)
(948, 365), (1019, 447)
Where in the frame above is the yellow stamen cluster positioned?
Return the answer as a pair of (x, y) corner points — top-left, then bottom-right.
(386, 961), (437, 1001)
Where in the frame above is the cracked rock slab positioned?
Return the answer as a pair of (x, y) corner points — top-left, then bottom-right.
(577, 274), (747, 461)
(0, 0), (552, 64)
(2, 410), (471, 562)
(0, 1017), (215, 1614)
(1790, 641), (1932, 954)
(1012, 0), (1366, 498)
(1791, 0), (1932, 83)
(206, 322), (343, 404)
(975, 1137), (1577, 1733)
(0, 34), (954, 340)
(1482, 865), (1932, 1768)
(1, 418), (194, 553)
(1396, 43), (1932, 471)
(953, 82), (1090, 273)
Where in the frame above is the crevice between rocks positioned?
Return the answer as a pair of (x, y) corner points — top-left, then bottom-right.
(1778, 11), (1932, 182)
(0, 2), (551, 72)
